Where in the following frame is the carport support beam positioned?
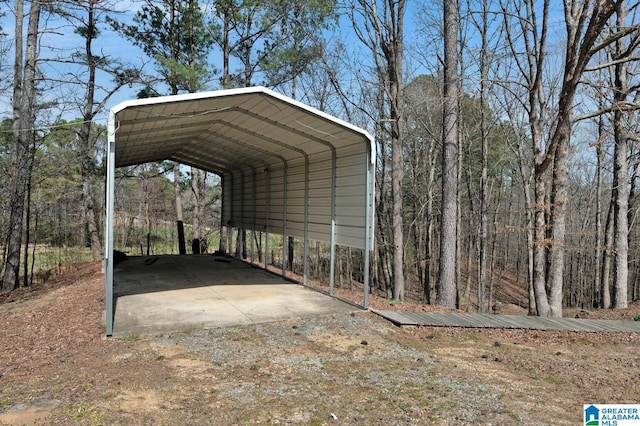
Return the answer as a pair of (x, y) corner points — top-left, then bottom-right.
(228, 174), (234, 257)
(364, 149), (374, 309)
(265, 166), (271, 269)
(105, 110), (116, 336)
(282, 162), (288, 277)
(303, 157), (309, 286)
(219, 175), (226, 253)
(240, 170), (245, 259)
(251, 167), (257, 264)
(329, 149), (337, 296)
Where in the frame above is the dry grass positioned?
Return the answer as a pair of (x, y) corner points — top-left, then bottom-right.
(1, 262), (639, 425)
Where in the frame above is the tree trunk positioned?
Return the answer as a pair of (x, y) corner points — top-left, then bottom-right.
(390, 112), (405, 301)
(174, 163), (186, 254)
(463, 236), (472, 309)
(191, 167), (207, 254)
(532, 170), (551, 316)
(254, 232), (262, 262)
(436, 0), (459, 308)
(314, 241), (320, 278)
(2, 0), (40, 292)
(612, 3), (629, 309)
(288, 236), (294, 271)
(82, 169), (102, 261)
(221, 8), (231, 88)
(424, 138), (437, 304)
(601, 200), (614, 309)
(23, 144), (35, 288)
(478, 2), (489, 313)
(79, 1), (103, 262)
(389, 0), (406, 302)
(612, 108), (629, 309)
(547, 126), (570, 317)
(594, 114), (604, 308)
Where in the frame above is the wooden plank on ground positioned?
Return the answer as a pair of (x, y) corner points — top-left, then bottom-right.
(370, 310), (640, 333)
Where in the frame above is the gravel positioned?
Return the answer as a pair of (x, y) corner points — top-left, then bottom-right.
(150, 312), (532, 425)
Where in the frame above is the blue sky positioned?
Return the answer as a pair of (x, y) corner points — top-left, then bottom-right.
(0, 0), (566, 128)
(0, 1), (151, 123)
(0, 1), (431, 127)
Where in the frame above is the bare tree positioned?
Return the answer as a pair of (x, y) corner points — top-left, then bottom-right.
(191, 167), (207, 253)
(436, 0), (459, 308)
(110, 0), (215, 255)
(2, 0), (41, 291)
(174, 164), (187, 254)
(386, 0), (406, 301)
(608, 0), (640, 308)
(51, 0), (144, 262)
(346, 0), (407, 300)
(404, 75), (441, 304)
(499, 0), (554, 316)
(478, 0), (493, 313)
(498, 0), (633, 316)
(545, 0), (640, 315)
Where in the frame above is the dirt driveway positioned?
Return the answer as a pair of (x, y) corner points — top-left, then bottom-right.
(1, 263), (639, 425)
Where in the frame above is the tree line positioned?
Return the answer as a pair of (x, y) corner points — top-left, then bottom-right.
(1, 0), (640, 318)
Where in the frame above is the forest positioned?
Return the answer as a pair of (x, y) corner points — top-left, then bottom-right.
(1, 0), (640, 318)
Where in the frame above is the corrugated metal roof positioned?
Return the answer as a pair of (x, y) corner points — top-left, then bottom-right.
(112, 87), (372, 167)
(109, 86), (374, 249)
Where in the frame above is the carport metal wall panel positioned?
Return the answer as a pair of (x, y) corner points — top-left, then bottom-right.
(335, 149), (369, 248)
(263, 164), (286, 235)
(242, 167), (256, 232)
(105, 87), (375, 336)
(253, 169), (269, 229)
(283, 156), (307, 236)
(231, 170), (243, 228)
(221, 163), (287, 236)
(222, 172), (232, 229)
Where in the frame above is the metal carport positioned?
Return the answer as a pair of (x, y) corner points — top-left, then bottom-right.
(104, 86), (375, 336)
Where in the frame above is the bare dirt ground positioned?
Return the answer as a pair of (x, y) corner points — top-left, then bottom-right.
(1, 263), (639, 425)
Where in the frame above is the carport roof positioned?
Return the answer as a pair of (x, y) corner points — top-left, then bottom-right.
(110, 86), (375, 173)
(104, 87), (376, 336)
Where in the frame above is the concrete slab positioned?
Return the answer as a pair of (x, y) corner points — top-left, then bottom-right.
(112, 255), (359, 337)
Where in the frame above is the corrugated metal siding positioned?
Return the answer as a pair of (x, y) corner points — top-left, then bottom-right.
(264, 164), (285, 235)
(221, 173), (232, 228)
(231, 173), (243, 227)
(220, 147), (369, 248)
(334, 148), (368, 248)
(253, 169), (268, 230)
(241, 168), (255, 230)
